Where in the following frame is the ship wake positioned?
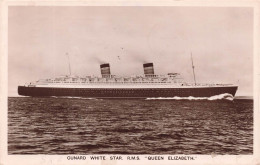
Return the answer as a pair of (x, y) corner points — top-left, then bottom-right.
(145, 93), (234, 101)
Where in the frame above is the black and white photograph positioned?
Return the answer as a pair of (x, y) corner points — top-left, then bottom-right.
(1, 1), (259, 164)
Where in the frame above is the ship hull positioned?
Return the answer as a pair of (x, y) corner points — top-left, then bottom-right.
(18, 86), (238, 98)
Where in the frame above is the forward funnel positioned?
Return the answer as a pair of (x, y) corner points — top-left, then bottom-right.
(143, 63), (154, 76)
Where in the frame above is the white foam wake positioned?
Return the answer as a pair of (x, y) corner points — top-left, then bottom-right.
(145, 93), (234, 101)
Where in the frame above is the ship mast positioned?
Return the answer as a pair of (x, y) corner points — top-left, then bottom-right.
(66, 53), (71, 76)
(191, 52), (197, 85)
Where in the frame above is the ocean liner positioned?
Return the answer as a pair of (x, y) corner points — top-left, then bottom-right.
(18, 62), (238, 98)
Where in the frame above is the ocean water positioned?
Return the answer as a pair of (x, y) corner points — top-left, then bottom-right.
(8, 96), (253, 154)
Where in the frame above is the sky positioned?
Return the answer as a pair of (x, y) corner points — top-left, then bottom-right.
(8, 6), (253, 96)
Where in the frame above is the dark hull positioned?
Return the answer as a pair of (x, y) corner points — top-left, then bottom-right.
(18, 86), (238, 98)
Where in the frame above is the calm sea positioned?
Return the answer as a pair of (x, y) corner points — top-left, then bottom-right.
(8, 97), (253, 154)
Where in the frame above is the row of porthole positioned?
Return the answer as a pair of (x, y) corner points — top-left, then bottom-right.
(41, 88), (221, 94)
(49, 90), (192, 94)
(44, 88), (199, 92)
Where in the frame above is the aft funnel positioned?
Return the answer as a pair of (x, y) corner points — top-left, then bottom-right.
(100, 63), (111, 78)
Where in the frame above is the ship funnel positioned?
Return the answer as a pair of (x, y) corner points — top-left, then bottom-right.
(143, 63), (154, 76)
(100, 63), (111, 78)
